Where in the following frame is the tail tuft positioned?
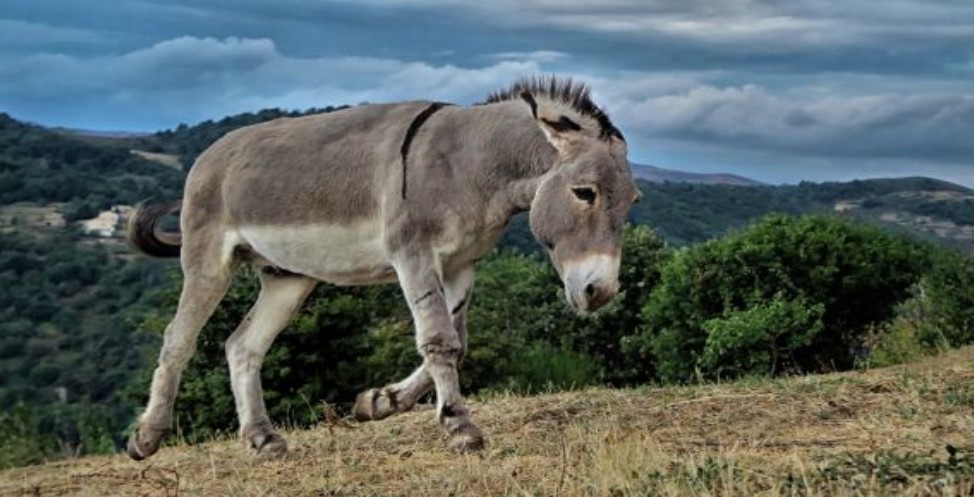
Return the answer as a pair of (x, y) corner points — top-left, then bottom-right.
(127, 200), (182, 258)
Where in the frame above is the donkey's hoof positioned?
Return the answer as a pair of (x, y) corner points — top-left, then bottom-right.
(126, 425), (169, 461)
(251, 433), (289, 460)
(353, 388), (398, 422)
(448, 424), (485, 453)
(243, 424), (289, 460)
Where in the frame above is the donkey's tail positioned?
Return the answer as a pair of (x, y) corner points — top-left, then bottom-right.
(127, 200), (182, 258)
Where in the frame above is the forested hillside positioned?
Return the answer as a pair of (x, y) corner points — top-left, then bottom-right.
(0, 114), (188, 466)
(0, 113), (184, 219)
(3, 108), (974, 470)
(630, 177), (974, 248)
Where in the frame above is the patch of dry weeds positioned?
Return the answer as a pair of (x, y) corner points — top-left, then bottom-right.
(4, 347), (974, 496)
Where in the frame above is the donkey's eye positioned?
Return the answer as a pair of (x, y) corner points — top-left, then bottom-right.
(571, 186), (597, 205)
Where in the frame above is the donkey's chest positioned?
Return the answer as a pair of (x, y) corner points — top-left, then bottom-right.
(434, 216), (508, 270)
(237, 222), (396, 285)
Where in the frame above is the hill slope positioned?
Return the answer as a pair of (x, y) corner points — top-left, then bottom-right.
(4, 346), (973, 496)
(0, 113), (184, 210)
(631, 162), (763, 186)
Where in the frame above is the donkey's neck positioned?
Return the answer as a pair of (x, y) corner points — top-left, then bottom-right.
(467, 101), (559, 212)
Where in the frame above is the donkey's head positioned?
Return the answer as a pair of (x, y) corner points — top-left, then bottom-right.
(505, 80), (639, 313)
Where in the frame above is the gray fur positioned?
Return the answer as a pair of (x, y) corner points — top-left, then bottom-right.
(126, 77), (638, 460)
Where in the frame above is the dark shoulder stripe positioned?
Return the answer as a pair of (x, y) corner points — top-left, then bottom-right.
(401, 102), (448, 199)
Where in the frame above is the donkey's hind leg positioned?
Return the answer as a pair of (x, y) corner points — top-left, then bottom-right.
(127, 243), (234, 461)
(353, 265), (473, 422)
(225, 268), (315, 459)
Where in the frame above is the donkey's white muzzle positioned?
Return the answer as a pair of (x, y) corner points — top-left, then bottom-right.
(562, 253), (621, 313)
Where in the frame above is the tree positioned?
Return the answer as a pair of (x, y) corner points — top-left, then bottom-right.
(626, 214), (928, 382)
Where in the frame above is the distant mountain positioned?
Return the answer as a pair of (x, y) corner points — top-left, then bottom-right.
(630, 162), (763, 186)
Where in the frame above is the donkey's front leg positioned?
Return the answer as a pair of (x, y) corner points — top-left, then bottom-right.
(395, 255), (484, 452)
(353, 265), (473, 422)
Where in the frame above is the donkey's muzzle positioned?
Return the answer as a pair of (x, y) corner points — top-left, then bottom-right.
(568, 279), (618, 312)
(562, 253), (621, 313)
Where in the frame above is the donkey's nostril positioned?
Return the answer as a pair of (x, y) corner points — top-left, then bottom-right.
(580, 282), (616, 312)
(584, 283), (596, 300)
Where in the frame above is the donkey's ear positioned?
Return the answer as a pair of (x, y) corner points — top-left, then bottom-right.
(520, 91), (583, 156)
(535, 114), (583, 157)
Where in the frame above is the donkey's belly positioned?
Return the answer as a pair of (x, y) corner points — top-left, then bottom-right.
(237, 223), (397, 285)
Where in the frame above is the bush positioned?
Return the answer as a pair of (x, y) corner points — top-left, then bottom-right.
(923, 248), (974, 347)
(701, 294), (824, 377)
(0, 404), (55, 469)
(502, 341), (600, 393)
(626, 214), (928, 382)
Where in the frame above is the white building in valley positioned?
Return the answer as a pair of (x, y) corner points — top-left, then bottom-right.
(80, 205), (134, 238)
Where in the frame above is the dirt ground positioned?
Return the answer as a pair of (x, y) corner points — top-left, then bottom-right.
(3, 347), (974, 496)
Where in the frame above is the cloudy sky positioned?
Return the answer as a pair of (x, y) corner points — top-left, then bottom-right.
(2, 1), (973, 186)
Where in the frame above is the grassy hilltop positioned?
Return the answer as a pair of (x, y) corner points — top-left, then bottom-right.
(3, 346), (973, 497)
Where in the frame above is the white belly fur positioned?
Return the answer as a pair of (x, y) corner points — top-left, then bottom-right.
(237, 222), (395, 285)
(234, 218), (505, 285)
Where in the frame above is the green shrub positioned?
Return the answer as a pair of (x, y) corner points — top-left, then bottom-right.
(863, 290), (947, 368)
(0, 404), (56, 469)
(923, 248), (974, 347)
(701, 293), (824, 377)
(503, 341), (600, 393)
(627, 214), (928, 382)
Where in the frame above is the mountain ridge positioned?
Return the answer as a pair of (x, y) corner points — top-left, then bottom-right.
(630, 162), (763, 186)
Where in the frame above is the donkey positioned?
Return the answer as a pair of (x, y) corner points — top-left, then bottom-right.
(125, 76), (640, 460)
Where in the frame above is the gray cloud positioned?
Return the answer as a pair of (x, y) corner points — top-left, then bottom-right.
(611, 84), (974, 163)
(485, 50), (569, 63)
(1, 0), (972, 185)
(3, 33), (970, 168)
(339, 0), (974, 51)
(0, 36), (541, 130)
(0, 19), (104, 49)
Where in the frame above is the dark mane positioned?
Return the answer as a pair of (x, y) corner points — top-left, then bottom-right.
(484, 76), (624, 141)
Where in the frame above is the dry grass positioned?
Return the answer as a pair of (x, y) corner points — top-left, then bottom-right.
(5, 347), (974, 496)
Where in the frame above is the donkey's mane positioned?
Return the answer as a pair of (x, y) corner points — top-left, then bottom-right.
(484, 76), (624, 141)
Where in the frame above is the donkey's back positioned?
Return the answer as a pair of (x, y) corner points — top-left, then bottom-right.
(163, 101), (441, 285)
(188, 101), (436, 228)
